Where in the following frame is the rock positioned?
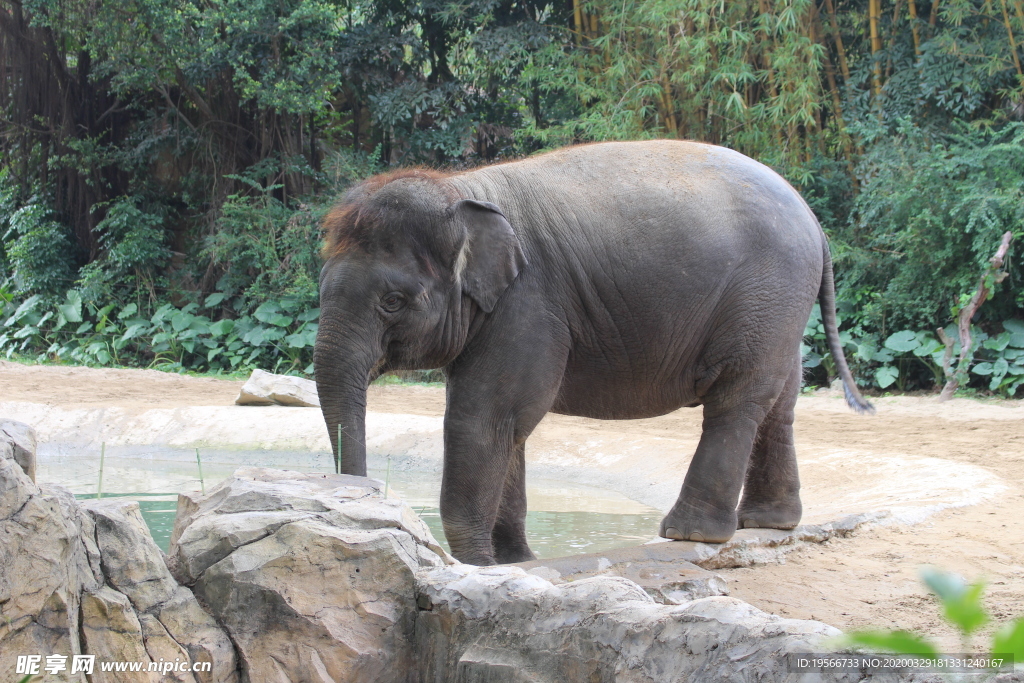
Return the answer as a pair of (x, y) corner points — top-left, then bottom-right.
(234, 368), (320, 407)
(171, 467), (905, 682)
(0, 418), (37, 482)
(81, 499), (238, 683)
(416, 564), (866, 682)
(172, 468), (449, 682)
(0, 423), (99, 681)
(516, 543), (729, 605)
(80, 587), (153, 682)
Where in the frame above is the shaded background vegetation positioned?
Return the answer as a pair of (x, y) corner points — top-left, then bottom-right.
(0, 0), (1022, 393)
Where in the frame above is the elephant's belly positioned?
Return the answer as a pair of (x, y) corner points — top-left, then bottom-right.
(550, 371), (700, 420)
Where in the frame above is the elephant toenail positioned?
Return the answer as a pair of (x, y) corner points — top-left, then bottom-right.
(688, 532), (705, 542)
(664, 526), (681, 539)
(742, 520), (760, 529)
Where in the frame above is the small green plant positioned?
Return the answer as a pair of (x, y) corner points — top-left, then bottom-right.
(841, 567), (1024, 670)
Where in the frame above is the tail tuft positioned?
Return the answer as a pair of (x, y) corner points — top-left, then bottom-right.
(843, 380), (875, 415)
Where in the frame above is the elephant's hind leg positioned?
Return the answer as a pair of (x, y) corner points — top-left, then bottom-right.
(736, 356), (803, 530)
(492, 443), (535, 564)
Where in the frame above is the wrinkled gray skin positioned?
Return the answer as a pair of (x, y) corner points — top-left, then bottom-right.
(315, 140), (871, 566)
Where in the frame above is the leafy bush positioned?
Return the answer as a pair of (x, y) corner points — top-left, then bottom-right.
(802, 304), (1024, 397)
(833, 121), (1024, 333)
(0, 292), (319, 376)
(3, 200), (77, 297)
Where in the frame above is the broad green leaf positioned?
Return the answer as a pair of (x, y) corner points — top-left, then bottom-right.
(268, 314), (293, 327)
(254, 302), (281, 323)
(58, 291), (83, 323)
(843, 630), (938, 657)
(993, 357), (1009, 378)
(875, 365), (899, 389)
(304, 362), (315, 374)
(209, 319), (235, 336)
(117, 302), (137, 320)
(171, 311), (193, 332)
(243, 326), (267, 346)
(5, 295), (42, 326)
(285, 332), (308, 348)
(992, 618), (1024, 665)
(298, 308), (320, 321)
(884, 330), (919, 353)
(920, 567), (988, 635)
(1003, 319), (1024, 335)
(972, 362), (994, 376)
(984, 332), (1011, 352)
(204, 293), (227, 308)
(76, 321), (92, 334)
(121, 323), (149, 341)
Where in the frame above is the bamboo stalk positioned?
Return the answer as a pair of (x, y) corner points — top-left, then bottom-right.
(908, 0), (922, 56)
(886, 0), (904, 80)
(572, 0), (583, 43)
(999, 0), (1024, 77)
(823, 0), (852, 83)
(930, 0), (940, 27)
(870, 0), (884, 100)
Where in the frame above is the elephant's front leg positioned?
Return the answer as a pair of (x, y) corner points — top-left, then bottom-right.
(492, 443), (535, 563)
(440, 418), (521, 565)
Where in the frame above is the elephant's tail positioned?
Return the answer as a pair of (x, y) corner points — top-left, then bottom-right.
(819, 239), (875, 415)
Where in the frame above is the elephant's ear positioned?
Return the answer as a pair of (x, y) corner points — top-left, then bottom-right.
(453, 199), (528, 313)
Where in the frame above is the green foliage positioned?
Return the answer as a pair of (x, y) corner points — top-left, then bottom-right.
(0, 292), (319, 376)
(834, 122), (1024, 333)
(2, 201), (76, 297)
(841, 567), (1020, 669)
(0, 0), (1021, 390)
(803, 302), (1024, 396)
(843, 630), (939, 658)
(201, 176), (325, 313)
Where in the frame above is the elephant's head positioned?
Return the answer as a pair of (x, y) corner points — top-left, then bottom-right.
(314, 170), (527, 475)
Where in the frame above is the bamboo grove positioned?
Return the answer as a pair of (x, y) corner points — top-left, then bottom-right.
(0, 0), (1022, 392)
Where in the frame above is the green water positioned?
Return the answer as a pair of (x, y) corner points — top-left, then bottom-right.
(47, 446), (664, 558)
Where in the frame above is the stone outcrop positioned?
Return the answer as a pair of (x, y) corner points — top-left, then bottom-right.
(234, 368), (320, 407)
(1, 422), (100, 681)
(170, 469), (907, 683)
(0, 422), (236, 683)
(1, 417), (37, 482)
(169, 468), (449, 682)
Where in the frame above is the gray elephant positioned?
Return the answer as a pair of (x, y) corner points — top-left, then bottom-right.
(314, 140), (871, 566)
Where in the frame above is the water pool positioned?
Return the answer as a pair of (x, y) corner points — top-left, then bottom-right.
(39, 443), (664, 558)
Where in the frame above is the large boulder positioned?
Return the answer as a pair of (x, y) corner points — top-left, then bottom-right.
(234, 368), (320, 407)
(0, 421), (237, 683)
(170, 468), (449, 682)
(81, 499), (238, 683)
(0, 421), (100, 682)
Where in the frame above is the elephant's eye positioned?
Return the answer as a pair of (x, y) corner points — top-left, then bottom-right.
(381, 292), (405, 313)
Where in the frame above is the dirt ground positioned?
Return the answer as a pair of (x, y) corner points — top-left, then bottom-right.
(3, 359), (1023, 651)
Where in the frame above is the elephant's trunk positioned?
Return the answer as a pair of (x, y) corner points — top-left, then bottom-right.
(315, 328), (377, 477)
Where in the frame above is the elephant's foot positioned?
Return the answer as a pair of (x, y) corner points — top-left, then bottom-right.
(494, 541), (536, 564)
(659, 498), (737, 544)
(735, 500), (802, 530)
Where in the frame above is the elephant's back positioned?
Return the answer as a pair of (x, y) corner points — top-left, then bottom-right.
(454, 140), (823, 286)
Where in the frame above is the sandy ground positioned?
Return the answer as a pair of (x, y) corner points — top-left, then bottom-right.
(2, 359), (1023, 651)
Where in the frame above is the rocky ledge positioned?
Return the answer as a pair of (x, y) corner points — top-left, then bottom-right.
(2, 421), (913, 682)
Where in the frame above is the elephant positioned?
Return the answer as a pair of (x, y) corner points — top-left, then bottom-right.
(314, 139), (872, 566)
